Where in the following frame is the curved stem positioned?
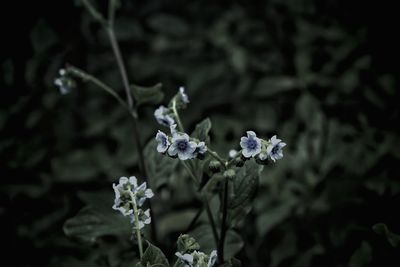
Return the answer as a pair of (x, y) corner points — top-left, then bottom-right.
(107, 27), (135, 110)
(217, 178), (229, 264)
(206, 150), (227, 170)
(171, 99), (184, 132)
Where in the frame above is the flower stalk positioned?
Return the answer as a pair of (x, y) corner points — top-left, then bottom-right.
(130, 192), (144, 258)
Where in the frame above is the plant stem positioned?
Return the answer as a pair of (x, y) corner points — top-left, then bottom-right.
(171, 99), (184, 132)
(202, 192), (219, 247)
(106, 22), (158, 242)
(66, 65), (132, 115)
(185, 205), (203, 232)
(217, 178), (229, 264)
(206, 150), (227, 169)
(131, 194), (143, 258)
(181, 161), (199, 184)
(107, 27), (135, 110)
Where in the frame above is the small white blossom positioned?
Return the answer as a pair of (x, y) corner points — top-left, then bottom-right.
(54, 77), (71, 95)
(266, 135), (286, 162)
(155, 130), (170, 153)
(207, 250), (217, 267)
(176, 250), (217, 267)
(179, 86), (190, 104)
(175, 252), (194, 267)
(228, 149), (238, 158)
(168, 133), (197, 160)
(130, 209), (151, 229)
(240, 131), (262, 158)
(194, 141), (207, 157)
(154, 105), (175, 127)
(112, 176), (154, 216)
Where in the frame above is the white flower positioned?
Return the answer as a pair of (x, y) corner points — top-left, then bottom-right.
(179, 86), (190, 104)
(155, 130), (170, 153)
(175, 252), (194, 267)
(175, 250), (217, 267)
(266, 135), (286, 162)
(130, 209), (151, 229)
(194, 141), (207, 157)
(207, 250), (217, 267)
(168, 133), (197, 160)
(112, 176), (154, 216)
(170, 123), (178, 135)
(54, 77), (71, 95)
(240, 131), (262, 158)
(154, 105), (175, 127)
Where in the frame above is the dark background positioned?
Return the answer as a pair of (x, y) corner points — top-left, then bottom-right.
(1, 0), (400, 266)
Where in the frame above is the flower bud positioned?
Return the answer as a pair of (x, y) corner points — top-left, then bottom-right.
(209, 160), (222, 173)
(223, 169), (236, 180)
(177, 234), (200, 253)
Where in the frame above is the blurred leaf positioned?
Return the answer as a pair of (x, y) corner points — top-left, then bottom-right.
(63, 205), (130, 244)
(254, 76), (298, 97)
(132, 83), (164, 106)
(144, 139), (179, 188)
(138, 242), (169, 267)
(349, 241), (372, 267)
(229, 160), (262, 209)
(372, 223), (400, 247)
(191, 118), (212, 144)
(147, 14), (189, 36)
(190, 224), (243, 260)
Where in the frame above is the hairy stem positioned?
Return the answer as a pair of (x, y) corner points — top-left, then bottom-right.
(131, 196), (143, 258)
(217, 178), (229, 264)
(171, 99), (184, 132)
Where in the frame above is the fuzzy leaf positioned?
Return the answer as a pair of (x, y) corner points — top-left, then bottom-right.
(372, 223), (400, 247)
(132, 83), (164, 106)
(139, 242), (169, 267)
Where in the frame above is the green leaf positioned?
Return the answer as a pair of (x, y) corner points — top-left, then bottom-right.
(349, 241), (372, 267)
(140, 242), (169, 267)
(190, 225), (244, 260)
(220, 258), (242, 267)
(229, 160), (262, 209)
(144, 139), (178, 188)
(132, 83), (164, 106)
(63, 206), (131, 244)
(191, 118), (212, 144)
(372, 223), (400, 247)
(63, 191), (131, 243)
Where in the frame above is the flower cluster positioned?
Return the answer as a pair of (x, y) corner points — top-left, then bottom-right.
(175, 235), (217, 267)
(154, 86), (190, 128)
(156, 130), (207, 161)
(54, 68), (75, 95)
(175, 250), (217, 267)
(112, 176), (153, 229)
(239, 131), (286, 163)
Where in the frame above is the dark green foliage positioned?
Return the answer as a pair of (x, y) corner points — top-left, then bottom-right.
(1, 0), (400, 267)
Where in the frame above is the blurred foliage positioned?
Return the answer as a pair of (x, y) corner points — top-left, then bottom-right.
(1, 0), (400, 266)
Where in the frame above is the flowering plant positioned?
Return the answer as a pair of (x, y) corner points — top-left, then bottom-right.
(59, 1), (286, 266)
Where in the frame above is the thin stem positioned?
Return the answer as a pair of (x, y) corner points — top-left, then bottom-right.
(108, 0), (117, 26)
(181, 161), (199, 184)
(107, 27), (135, 110)
(217, 178), (229, 264)
(130, 193), (143, 259)
(171, 99), (184, 132)
(206, 150), (227, 170)
(185, 205), (204, 233)
(106, 17), (159, 242)
(202, 192), (219, 247)
(66, 65), (133, 115)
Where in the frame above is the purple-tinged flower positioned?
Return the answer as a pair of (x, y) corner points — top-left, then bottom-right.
(266, 135), (286, 162)
(154, 105), (175, 127)
(240, 131), (262, 158)
(207, 250), (217, 267)
(168, 133), (197, 160)
(179, 86), (190, 104)
(155, 130), (170, 153)
(194, 141), (207, 157)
